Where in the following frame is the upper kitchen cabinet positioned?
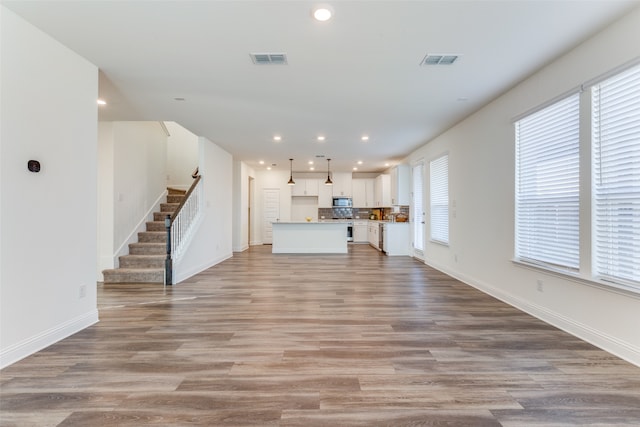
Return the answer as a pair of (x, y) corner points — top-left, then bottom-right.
(291, 179), (319, 197)
(331, 172), (352, 197)
(375, 174), (391, 207)
(390, 164), (410, 205)
(352, 178), (375, 208)
(318, 181), (333, 208)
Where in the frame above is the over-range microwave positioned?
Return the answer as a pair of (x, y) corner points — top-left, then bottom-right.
(332, 197), (353, 207)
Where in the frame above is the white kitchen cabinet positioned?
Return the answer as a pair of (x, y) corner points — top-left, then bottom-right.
(374, 174), (391, 207)
(331, 172), (352, 197)
(352, 178), (375, 208)
(318, 180), (333, 208)
(390, 164), (410, 206)
(291, 179), (319, 197)
(383, 222), (410, 256)
(353, 221), (368, 243)
(368, 222), (380, 250)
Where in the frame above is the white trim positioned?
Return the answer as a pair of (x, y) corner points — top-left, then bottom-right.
(0, 310), (99, 369)
(512, 86), (582, 123)
(424, 259), (640, 367)
(582, 56), (640, 89)
(233, 244), (250, 252)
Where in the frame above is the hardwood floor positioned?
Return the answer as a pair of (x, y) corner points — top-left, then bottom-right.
(2, 244), (640, 426)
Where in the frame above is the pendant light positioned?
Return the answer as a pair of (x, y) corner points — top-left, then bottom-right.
(287, 158), (295, 186)
(325, 158), (333, 185)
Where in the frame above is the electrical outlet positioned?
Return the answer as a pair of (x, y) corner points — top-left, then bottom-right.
(79, 284), (87, 299)
(536, 280), (544, 293)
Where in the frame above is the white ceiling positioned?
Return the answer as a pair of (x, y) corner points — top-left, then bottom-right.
(4, 0), (638, 173)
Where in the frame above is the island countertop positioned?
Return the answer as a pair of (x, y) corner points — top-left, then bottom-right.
(271, 221), (348, 254)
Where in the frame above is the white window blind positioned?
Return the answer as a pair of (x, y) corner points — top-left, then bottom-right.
(515, 93), (580, 270)
(592, 64), (640, 288)
(430, 155), (449, 244)
(413, 163), (424, 251)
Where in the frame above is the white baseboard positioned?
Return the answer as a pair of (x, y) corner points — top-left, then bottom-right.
(173, 252), (233, 284)
(424, 259), (640, 367)
(233, 244), (250, 252)
(0, 310), (99, 369)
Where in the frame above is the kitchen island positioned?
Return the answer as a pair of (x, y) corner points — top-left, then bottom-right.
(272, 221), (348, 254)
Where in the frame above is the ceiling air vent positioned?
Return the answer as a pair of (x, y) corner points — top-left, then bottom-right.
(420, 54), (460, 66)
(250, 53), (288, 65)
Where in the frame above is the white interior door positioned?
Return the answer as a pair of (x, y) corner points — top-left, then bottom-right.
(262, 189), (280, 244)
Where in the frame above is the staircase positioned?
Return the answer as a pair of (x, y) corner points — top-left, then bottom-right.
(102, 188), (186, 284)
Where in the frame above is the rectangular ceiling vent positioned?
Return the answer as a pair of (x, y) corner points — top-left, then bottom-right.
(250, 53), (288, 65)
(420, 54), (460, 66)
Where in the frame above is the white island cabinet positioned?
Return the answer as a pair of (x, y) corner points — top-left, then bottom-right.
(383, 222), (410, 255)
(272, 222), (348, 254)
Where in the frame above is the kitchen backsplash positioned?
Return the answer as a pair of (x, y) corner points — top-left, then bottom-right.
(318, 206), (409, 221)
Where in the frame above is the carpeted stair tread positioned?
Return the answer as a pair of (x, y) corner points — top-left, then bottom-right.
(167, 194), (185, 203)
(138, 231), (167, 243)
(145, 221), (167, 231)
(129, 242), (166, 255)
(102, 268), (164, 284)
(160, 203), (180, 212)
(119, 255), (166, 268)
(154, 212), (173, 221)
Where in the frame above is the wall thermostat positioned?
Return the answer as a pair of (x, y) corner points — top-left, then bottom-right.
(28, 160), (41, 173)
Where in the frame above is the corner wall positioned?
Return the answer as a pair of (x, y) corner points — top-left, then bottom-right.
(233, 161), (255, 252)
(174, 137), (233, 283)
(409, 6), (640, 365)
(0, 7), (99, 368)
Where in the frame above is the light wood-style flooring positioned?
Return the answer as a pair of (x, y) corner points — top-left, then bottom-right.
(2, 244), (640, 426)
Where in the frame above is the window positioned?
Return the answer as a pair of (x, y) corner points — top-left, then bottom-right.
(514, 62), (640, 293)
(515, 93), (580, 271)
(592, 65), (640, 287)
(430, 154), (449, 244)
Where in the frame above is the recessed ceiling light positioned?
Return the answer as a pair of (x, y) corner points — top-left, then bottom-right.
(267, 166), (272, 170)
(313, 5), (333, 21)
(310, 167), (315, 171)
(97, 99), (107, 105)
(317, 136), (326, 141)
(259, 160), (265, 165)
(357, 160), (363, 165)
(385, 163), (390, 167)
(273, 135), (282, 141)
(353, 167), (358, 171)
(308, 160), (314, 165)
(361, 135), (369, 141)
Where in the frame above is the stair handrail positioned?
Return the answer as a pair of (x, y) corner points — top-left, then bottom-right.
(165, 174), (203, 285)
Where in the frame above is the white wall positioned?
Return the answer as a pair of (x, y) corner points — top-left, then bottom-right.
(233, 161), (255, 252)
(174, 137), (233, 283)
(409, 6), (640, 366)
(0, 7), (99, 368)
(166, 121), (198, 190)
